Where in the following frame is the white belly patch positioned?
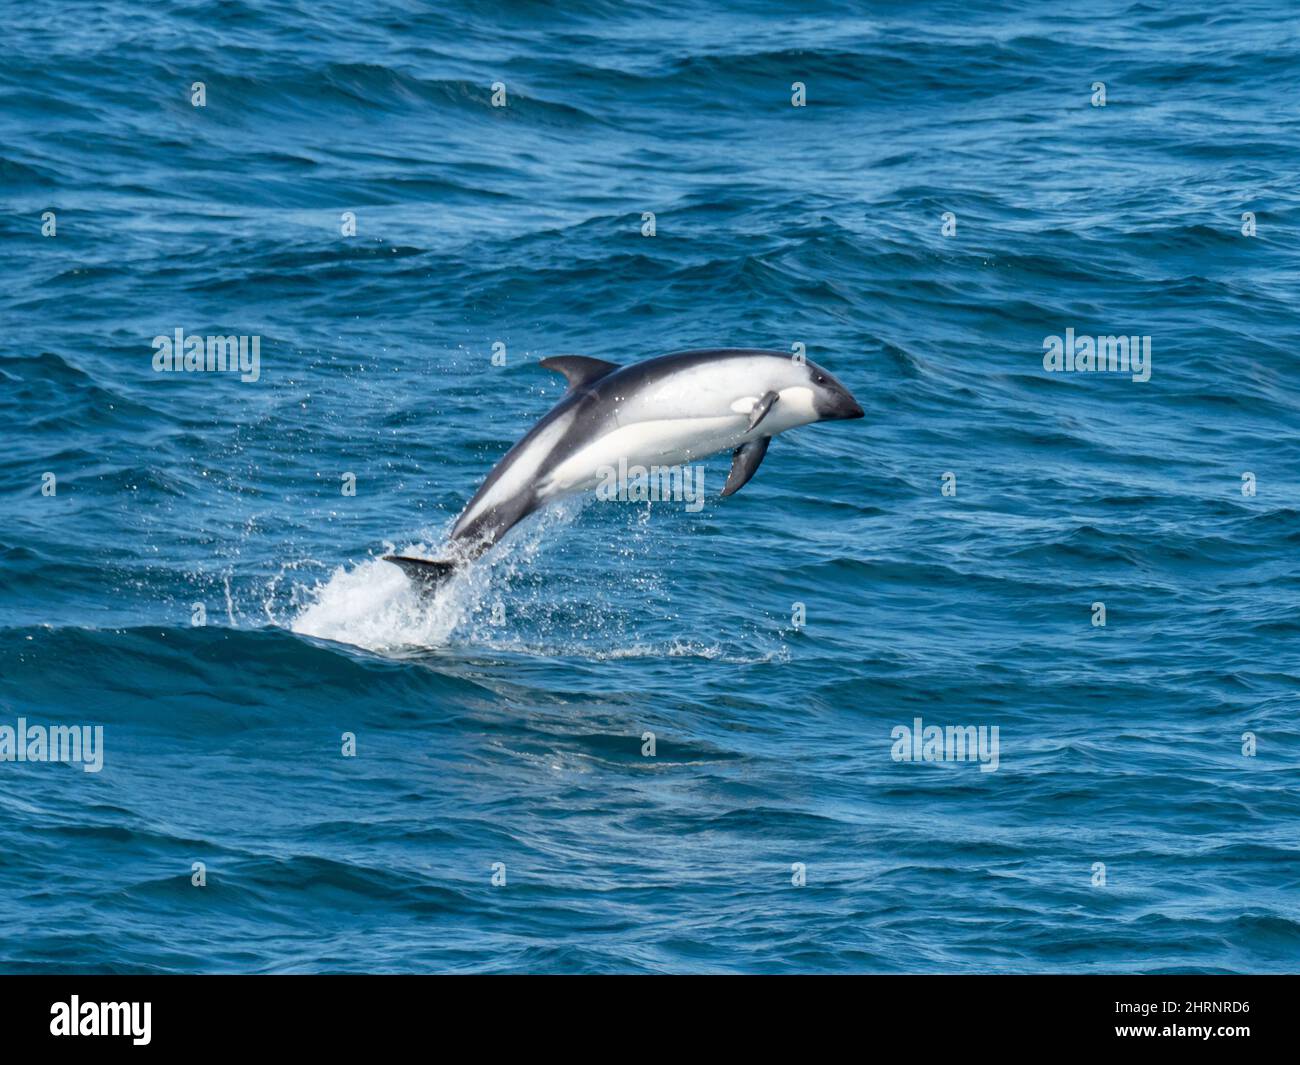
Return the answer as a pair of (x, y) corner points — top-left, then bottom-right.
(541, 417), (745, 494)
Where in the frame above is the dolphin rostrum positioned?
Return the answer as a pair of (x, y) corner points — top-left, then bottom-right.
(385, 348), (863, 588)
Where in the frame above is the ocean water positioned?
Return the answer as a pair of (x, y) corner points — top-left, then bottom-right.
(1, 0), (1298, 974)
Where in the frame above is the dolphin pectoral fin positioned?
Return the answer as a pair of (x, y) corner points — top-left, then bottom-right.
(746, 390), (780, 431)
(721, 436), (771, 497)
(539, 356), (621, 392)
(383, 555), (460, 591)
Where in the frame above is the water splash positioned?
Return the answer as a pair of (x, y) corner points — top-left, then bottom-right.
(287, 500), (587, 652)
(285, 498), (790, 663)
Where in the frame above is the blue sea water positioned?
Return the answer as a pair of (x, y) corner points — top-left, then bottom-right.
(1, 0), (1298, 974)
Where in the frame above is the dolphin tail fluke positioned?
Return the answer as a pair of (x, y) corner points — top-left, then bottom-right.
(383, 555), (460, 592)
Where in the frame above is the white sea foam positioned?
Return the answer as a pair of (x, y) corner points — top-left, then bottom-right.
(288, 547), (471, 651)
(287, 502), (585, 653)
(285, 499), (788, 664)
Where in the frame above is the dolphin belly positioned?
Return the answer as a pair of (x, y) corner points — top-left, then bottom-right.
(540, 415), (748, 494)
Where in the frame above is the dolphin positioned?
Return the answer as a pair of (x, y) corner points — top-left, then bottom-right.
(385, 348), (863, 588)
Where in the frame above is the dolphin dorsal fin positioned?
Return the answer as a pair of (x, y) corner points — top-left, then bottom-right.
(539, 355), (620, 392)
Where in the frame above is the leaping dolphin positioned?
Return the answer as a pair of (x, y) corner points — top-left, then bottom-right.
(385, 348), (863, 588)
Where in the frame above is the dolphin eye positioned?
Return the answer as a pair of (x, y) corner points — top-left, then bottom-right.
(814, 373), (827, 385)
